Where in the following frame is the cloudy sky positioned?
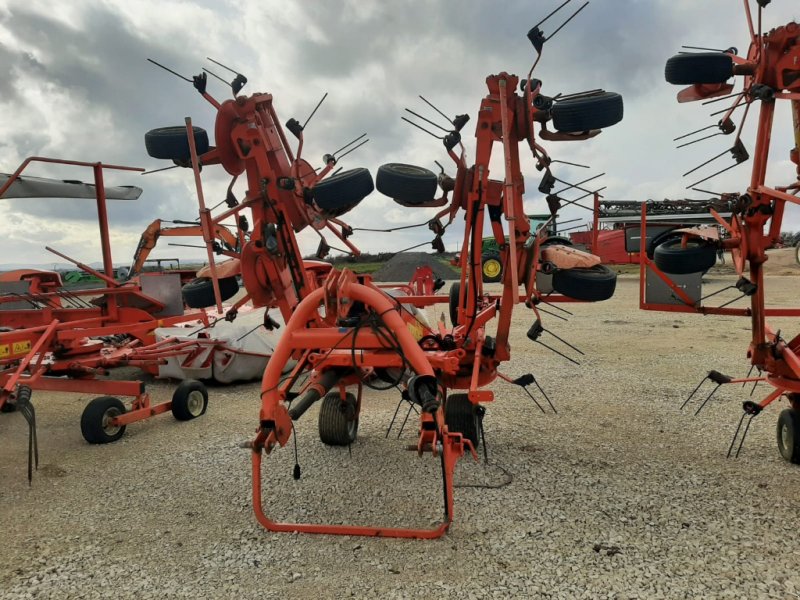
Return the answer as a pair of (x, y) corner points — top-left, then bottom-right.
(0, 0), (798, 268)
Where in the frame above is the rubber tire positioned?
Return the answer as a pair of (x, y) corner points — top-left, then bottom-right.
(182, 276), (239, 309)
(81, 396), (126, 444)
(449, 282), (461, 327)
(646, 227), (681, 260)
(552, 265), (617, 302)
(795, 242), (800, 266)
(375, 163), (438, 205)
(313, 168), (374, 217)
(445, 393), (480, 448)
(552, 92), (623, 133)
(145, 126), (210, 160)
(171, 379), (208, 421)
(665, 52), (734, 85)
(318, 392), (358, 446)
(481, 252), (503, 283)
(541, 236), (573, 247)
(777, 409), (800, 463)
(653, 237), (718, 275)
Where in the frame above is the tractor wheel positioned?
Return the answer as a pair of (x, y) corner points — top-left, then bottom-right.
(481, 252), (503, 283)
(445, 393), (480, 448)
(664, 52), (734, 85)
(182, 276), (239, 308)
(449, 281), (461, 327)
(375, 163), (438, 205)
(653, 237), (718, 274)
(81, 396), (127, 444)
(171, 380), (208, 421)
(313, 168), (374, 217)
(551, 92), (623, 133)
(552, 265), (617, 301)
(319, 392), (358, 446)
(144, 126), (209, 160)
(777, 409), (800, 464)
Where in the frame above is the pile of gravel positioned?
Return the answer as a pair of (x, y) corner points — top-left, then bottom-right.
(371, 252), (460, 282)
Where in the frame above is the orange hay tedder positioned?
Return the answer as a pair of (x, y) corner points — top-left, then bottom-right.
(146, 0), (622, 538)
(645, 0), (800, 460)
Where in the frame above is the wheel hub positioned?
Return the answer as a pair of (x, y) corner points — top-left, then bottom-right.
(187, 390), (205, 416)
(102, 407), (122, 435)
(483, 259), (501, 278)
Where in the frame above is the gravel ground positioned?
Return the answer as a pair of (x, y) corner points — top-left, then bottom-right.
(3, 273), (800, 599)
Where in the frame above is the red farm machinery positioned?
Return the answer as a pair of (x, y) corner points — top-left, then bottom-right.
(144, 0), (624, 538)
(0, 157), (218, 480)
(644, 0), (800, 460)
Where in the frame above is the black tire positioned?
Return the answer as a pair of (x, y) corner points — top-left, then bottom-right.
(540, 236), (573, 247)
(145, 126), (209, 160)
(645, 227), (681, 259)
(81, 396), (126, 444)
(777, 409), (800, 464)
(318, 392), (358, 446)
(171, 379), (208, 421)
(449, 281), (461, 327)
(0, 400), (16, 413)
(481, 252), (503, 283)
(664, 52), (734, 85)
(552, 92), (623, 133)
(552, 265), (617, 301)
(653, 237), (718, 274)
(313, 168), (374, 217)
(182, 276), (239, 309)
(795, 242), (800, 266)
(375, 163), (438, 205)
(445, 393), (480, 448)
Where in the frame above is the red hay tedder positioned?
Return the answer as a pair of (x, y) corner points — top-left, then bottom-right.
(145, 0), (623, 538)
(644, 0), (800, 460)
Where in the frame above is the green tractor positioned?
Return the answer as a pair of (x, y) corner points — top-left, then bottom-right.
(481, 214), (568, 282)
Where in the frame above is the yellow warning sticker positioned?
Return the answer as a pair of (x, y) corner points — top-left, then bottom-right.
(0, 344), (8, 358)
(12, 340), (31, 356)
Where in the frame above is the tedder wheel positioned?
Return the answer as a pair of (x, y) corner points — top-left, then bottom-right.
(551, 92), (624, 133)
(445, 393), (480, 448)
(777, 409), (800, 464)
(144, 126), (210, 161)
(313, 168), (374, 217)
(81, 396), (127, 444)
(552, 265), (617, 302)
(664, 52), (734, 85)
(182, 276), (239, 309)
(645, 228), (681, 260)
(375, 163), (438, 205)
(481, 252), (503, 283)
(319, 392), (358, 446)
(653, 237), (718, 274)
(449, 281), (462, 327)
(171, 379), (208, 421)
(795, 242), (800, 266)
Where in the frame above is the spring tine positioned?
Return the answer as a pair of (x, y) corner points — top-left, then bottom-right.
(386, 396), (405, 438)
(734, 414), (756, 458)
(397, 402), (415, 439)
(686, 160), (745, 190)
(332, 133), (368, 156)
(683, 146), (730, 177)
(532, 0), (574, 30)
(742, 364), (755, 387)
(544, 328), (585, 356)
(522, 385), (546, 413)
(336, 139), (369, 161)
(404, 108), (451, 132)
(533, 377), (557, 414)
(749, 372), (760, 397)
(541, 300), (573, 316)
(681, 375), (709, 410)
(694, 383), (721, 416)
(676, 132), (722, 148)
(418, 95), (454, 126)
(545, 1), (589, 43)
(401, 117), (444, 139)
(302, 92), (328, 129)
(674, 123), (718, 141)
(727, 411), (747, 458)
(534, 340), (580, 365)
(537, 306), (569, 322)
